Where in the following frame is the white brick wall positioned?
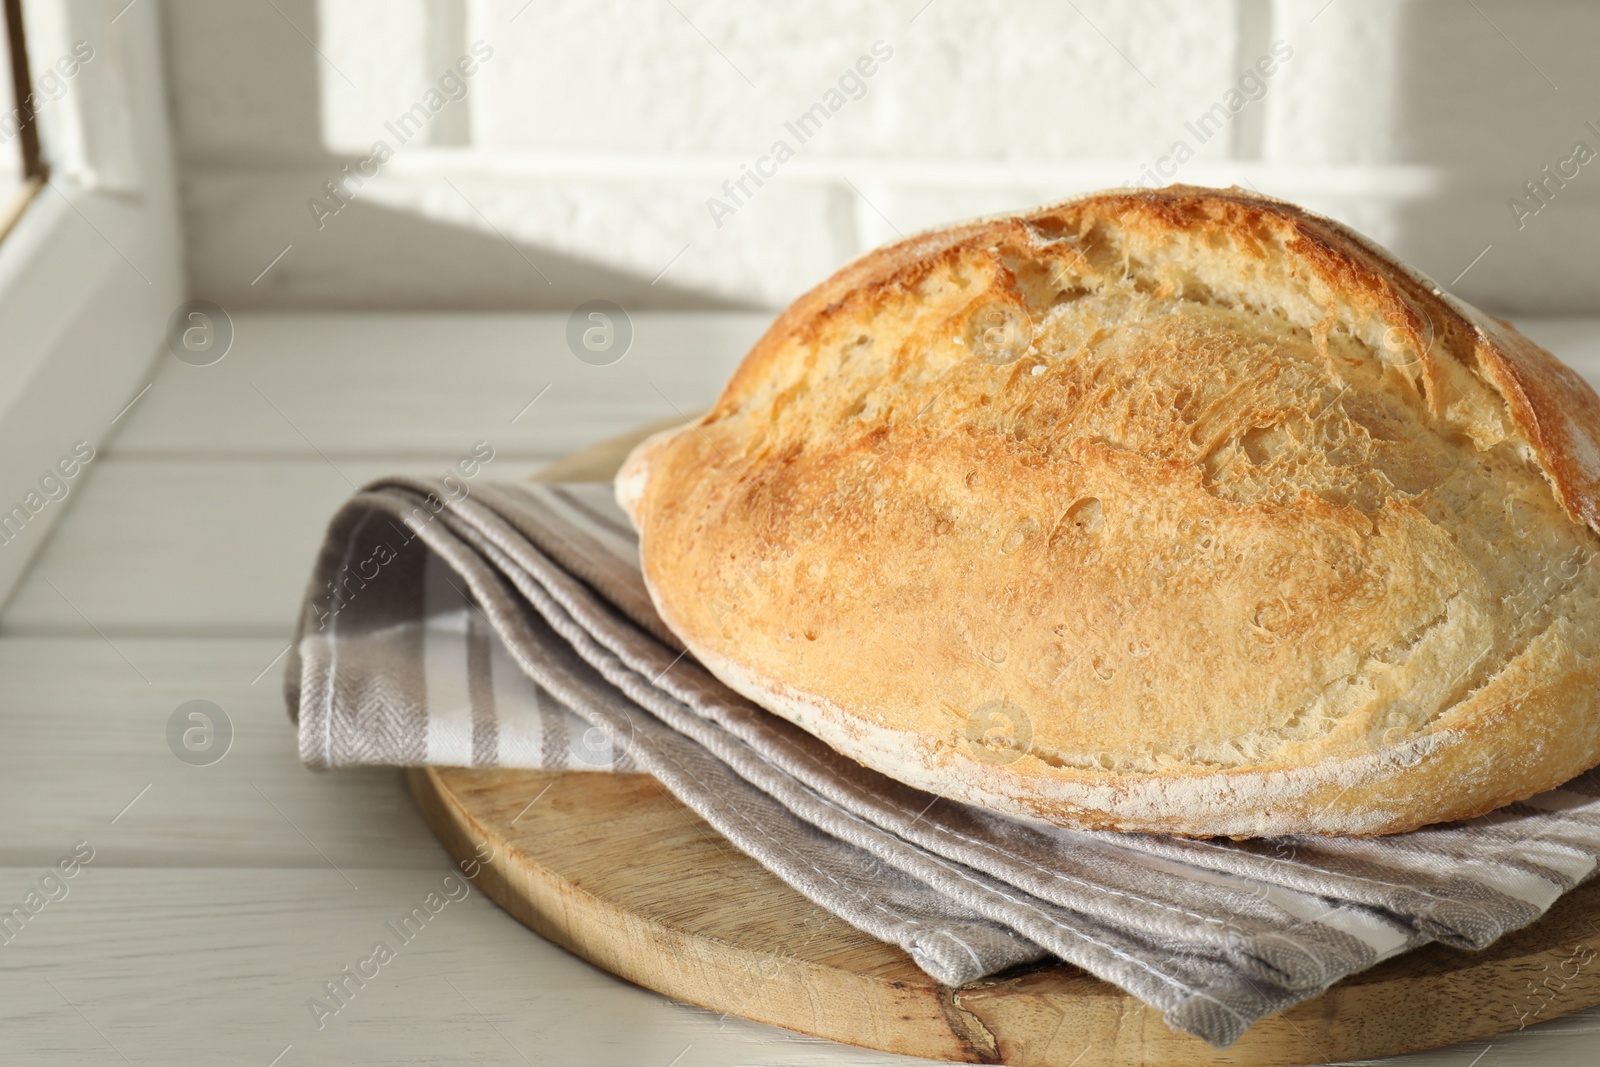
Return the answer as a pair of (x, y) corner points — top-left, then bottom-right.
(161, 0), (1600, 313)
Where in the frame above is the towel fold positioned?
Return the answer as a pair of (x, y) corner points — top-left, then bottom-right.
(287, 476), (1600, 1048)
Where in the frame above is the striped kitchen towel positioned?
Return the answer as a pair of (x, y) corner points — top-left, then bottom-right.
(286, 476), (1600, 1049)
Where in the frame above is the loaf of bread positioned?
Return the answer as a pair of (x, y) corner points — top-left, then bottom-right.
(616, 185), (1600, 836)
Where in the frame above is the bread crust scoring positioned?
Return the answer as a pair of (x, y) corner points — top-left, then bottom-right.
(618, 185), (1600, 837)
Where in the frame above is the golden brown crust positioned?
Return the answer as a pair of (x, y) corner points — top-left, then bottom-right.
(618, 185), (1600, 837)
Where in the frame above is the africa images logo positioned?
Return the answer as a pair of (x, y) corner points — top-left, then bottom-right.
(705, 41), (895, 228)
(307, 41), (495, 230)
(1126, 40), (1294, 187)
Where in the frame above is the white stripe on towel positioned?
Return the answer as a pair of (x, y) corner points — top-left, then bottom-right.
(490, 630), (548, 767)
(423, 552), (475, 766)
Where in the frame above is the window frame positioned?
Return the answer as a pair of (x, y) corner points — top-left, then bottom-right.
(0, 0), (183, 606)
(4, 0), (46, 182)
(0, 0), (43, 243)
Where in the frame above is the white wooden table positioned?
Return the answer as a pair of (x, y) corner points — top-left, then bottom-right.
(5, 311), (1600, 1066)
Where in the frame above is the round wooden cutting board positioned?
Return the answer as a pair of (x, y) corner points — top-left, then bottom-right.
(408, 423), (1600, 1066)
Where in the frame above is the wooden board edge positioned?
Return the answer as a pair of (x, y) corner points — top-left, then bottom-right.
(528, 414), (690, 486)
(956, 859), (1600, 1063)
(413, 760), (1600, 1066)
(405, 766), (997, 1063)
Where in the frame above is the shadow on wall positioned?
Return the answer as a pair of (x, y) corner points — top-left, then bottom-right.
(1386, 0), (1600, 312)
(205, 193), (758, 312)
(166, 0), (758, 312)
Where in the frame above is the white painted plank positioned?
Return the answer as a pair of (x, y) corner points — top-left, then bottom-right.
(0, 864), (1597, 1064)
(0, 867), (923, 1066)
(15, 317), (1600, 638)
(108, 311), (766, 458)
(0, 458), (549, 637)
(0, 637), (447, 871)
(107, 312), (1600, 463)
